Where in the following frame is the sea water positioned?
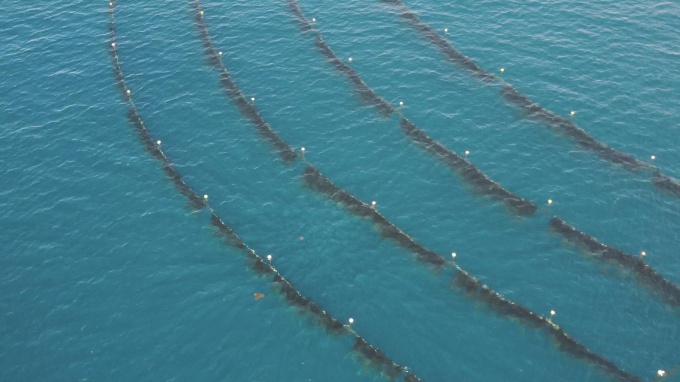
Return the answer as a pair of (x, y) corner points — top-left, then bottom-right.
(1, 0), (678, 380)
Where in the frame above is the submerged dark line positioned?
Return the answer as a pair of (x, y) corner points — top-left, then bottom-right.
(301, 165), (445, 267)
(381, 0), (495, 83)
(191, 3), (297, 164)
(549, 217), (680, 306)
(109, 2), (422, 380)
(287, 0), (394, 115)
(286, 0), (680, 313)
(452, 269), (640, 382)
(379, 0), (680, 198)
(109, 10), (206, 211)
(399, 117), (537, 216)
(313, 34), (396, 116)
(287, 0), (537, 217)
(652, 170), (680, 198)
(379, 0), (641, 169)
(301, 169), (639, 382)
(498, 84), (645, 171)
(192, 0), (447, 272)
(194, 2), (641, 380)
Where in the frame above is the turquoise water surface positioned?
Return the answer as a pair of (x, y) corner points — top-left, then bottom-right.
(1, 0), (679, 381)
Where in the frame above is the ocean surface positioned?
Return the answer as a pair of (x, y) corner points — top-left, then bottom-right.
(1, 0), (679, 380)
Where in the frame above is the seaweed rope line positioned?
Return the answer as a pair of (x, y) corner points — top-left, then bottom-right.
(653, 362), (680, 382)
(192, 3), (641, 381)
(285, 0), (680, 308)
(379, 0), (680, 200)
(107, 2), (422, 380)
(548, 217), (680, 306)
(293, 0), (537, 219)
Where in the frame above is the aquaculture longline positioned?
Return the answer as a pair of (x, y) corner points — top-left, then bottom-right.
(108, 1), (423, 380)
(193, 2), (641, 381)
(379, 0), (680, 198)
(286, 0), (680, 310)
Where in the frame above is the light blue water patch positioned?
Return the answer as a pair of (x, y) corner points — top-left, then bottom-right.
(1, 0), (679, 381)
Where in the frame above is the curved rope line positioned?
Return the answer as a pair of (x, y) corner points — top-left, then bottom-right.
(379, 0), (680, 200)
(192, 2), (640, 381)
(108, 2), (422, 380)
(287, 0), (680, 309)
(294, 4), (537, 217)
(549, 217), (680, 306)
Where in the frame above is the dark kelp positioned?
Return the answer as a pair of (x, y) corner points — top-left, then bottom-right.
(499, 84), (645, 171)
(109, 14), (205, 211)
(652, 170), (680, 198)
(287, 0), (537, 217)
(453, 270), (640, 382)
(110, 2), (423, 380)
(301, 164), (446, 267)
(394, 7), (495, 83)
(313, 34), (396, 116)
(193, 2), (639, 380)
(191, 1), (297, 164)
(379, 0), (680, 200)
(353, 336), (420, 380)
(549, 217), (680, 306)
(286, 0), (395, 116)
(400, 118), (537, 216)
(303, 169), (638, 381)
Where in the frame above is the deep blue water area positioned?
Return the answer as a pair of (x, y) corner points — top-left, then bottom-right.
(1, 0), (678, 381)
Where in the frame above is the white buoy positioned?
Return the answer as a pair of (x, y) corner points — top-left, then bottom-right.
(109, 2), (113, 7)
(126, 89), (131, 95)
(464, 150), (470, 156)
(267, 254), (272, 262)
(651, 155), (656, 161)
(111, 42), (116, 47)
(301, 147), (305, 152)
(348, 57), (353, 62)
(547, 199), (553, 206)
(399, 101), (404, 107)
(251, 97), (255, 103)
(500, 67), (505, 73)
(312, 18), (316, 23)
(641, 251), (647, 257)
(570, 111), (576, 117)
(658, 370), (666, 377)
(218, 51), (223, 56)
(550, 310), (556, 317)
(156, 140), (161, 146)
(200, 10), (204, 16)
(348, 318), (354, 325)
(203, 194), (208, 201)
(444, 28), (448, 33)
(451, 252), (457, 259)
(371, 201), (377, 208)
